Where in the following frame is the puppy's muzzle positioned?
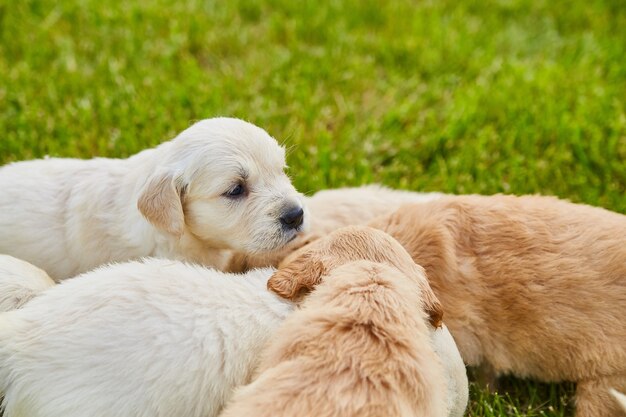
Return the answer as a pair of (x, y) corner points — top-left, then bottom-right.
(280, 206), (304, 230)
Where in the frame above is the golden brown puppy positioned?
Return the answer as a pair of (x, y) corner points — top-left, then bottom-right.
(269, 196), (626, 416)
(269, 225), (444, 328)
(359, 194), (625, 417)
(220, 260), (448, 417)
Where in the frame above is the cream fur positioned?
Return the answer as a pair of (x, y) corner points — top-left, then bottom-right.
(609, 389), (626, 413)
(222, 260), (466, 417)
(0, 258), (293, 417)
(0, 118), (306, 279)
(0, 255), (55, 311)
(432, 323), (470, 417)
(364, 194), (626, 417)
(224, 185), (443, 272)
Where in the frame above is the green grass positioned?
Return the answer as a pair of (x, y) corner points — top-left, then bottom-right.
(1, 0), (625, 415)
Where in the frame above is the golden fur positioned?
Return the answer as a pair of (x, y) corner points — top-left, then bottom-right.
(367, 194), (626, 417)
(268, 194), (626, 416)
(269, 226), (443, 328)
(221, 260), (448, 417)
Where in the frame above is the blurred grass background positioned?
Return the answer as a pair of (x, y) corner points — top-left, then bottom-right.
(1, 0), (625, 415)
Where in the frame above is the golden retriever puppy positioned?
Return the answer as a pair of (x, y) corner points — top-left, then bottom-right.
(0, 259), (294, 417)
(360, 194), (625, 417)
(265, 226), (469, 417)
(0, 118), (306, 279)
(221, 260), (465, 417)
(224, 185), (443, 272)
(0, 255), (55, 311)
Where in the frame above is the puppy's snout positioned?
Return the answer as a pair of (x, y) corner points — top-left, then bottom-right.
(280, 206), (304, 230)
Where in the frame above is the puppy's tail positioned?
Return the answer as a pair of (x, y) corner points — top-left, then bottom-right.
(0, 255), (55, 312)
(610, 389), (626, 413)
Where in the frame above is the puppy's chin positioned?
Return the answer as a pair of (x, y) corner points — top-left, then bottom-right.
(241, 225), (306, 255)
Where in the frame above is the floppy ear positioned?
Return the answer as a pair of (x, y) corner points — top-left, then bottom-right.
(267, 252), (329, 300)
(412, 265), (444, 328)
(422, 286), (444, 328)
(137, 170), (186, 236)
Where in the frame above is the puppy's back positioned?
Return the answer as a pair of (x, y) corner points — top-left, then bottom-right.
(372, 194), (626, 379)
(0, 259), (292, 417)
(221, 261), (447, 417)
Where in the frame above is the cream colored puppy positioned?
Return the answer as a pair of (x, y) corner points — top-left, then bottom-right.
(0, 258), (293, 417)
(0, 255), (55, 311)
(0, 117), (306, 279)
(225, 185), (443, 272)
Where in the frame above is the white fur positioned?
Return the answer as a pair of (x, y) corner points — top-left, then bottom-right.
(431, 325), (469, 417)
(0, 258), (294, 417)
(0, 118), (306, 279)
(0, 255), (55, 311)
(610, 389), (626, 413)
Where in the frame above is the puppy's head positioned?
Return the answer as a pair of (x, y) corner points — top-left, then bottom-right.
(267, 225), (443, 327)
(137, 118), (307, 253)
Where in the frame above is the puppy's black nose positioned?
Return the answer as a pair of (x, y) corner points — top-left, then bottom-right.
(280, 206), (304, 229)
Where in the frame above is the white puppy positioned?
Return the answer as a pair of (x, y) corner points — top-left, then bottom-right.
(0, 118), (306, 279)
(0, 255), (55, 311)
(0, 258), (467, 417)
(0, 259), (294, 417)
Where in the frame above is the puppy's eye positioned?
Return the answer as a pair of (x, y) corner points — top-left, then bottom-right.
(225, 184), (245, 198)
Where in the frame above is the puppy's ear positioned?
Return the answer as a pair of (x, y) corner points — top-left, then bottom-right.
(423, 287), (444, 328)
(267, 253), (328, 300)
(414, 266), (444, 328)
(137, 170), (186, 236)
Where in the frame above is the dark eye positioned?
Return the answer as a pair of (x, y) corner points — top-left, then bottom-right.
(225, 184), (245, 198)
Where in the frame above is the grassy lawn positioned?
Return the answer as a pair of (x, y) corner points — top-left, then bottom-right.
(1, 0), (625, 415)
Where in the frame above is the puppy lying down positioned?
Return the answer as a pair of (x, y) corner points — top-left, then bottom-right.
(0, 259), (293, 417)
(257, 226), (468, 417)
(0, 117), (305, 279)
(0, 251), (467, 417)
(364, 195), (626, 417)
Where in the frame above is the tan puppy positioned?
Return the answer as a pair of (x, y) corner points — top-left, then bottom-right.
(224, 185), (443, 272)
(221, 259), (460, 417)
(361, 194), (625, 417)
(269, 225), (443, 328)
(264, 226), (469, 417)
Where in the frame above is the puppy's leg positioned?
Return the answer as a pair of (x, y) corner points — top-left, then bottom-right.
(469, 364), (500, 394)
(576, 374), (626, 417)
